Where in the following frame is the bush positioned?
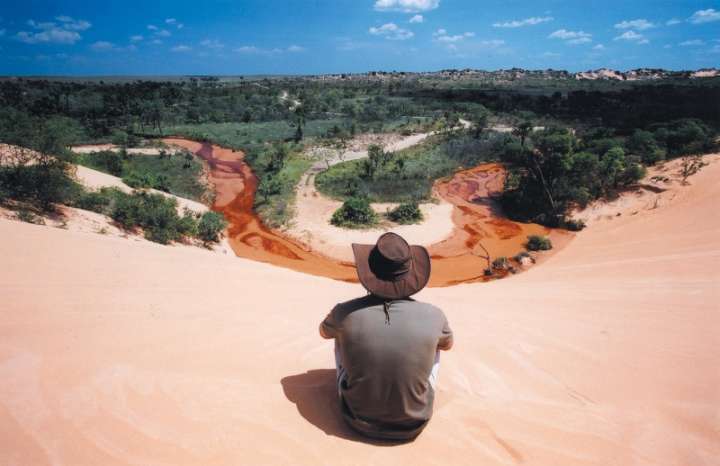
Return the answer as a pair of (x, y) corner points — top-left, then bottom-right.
(561, 218), (586, 231)
(387, 202), (423, 224)
(197, 211), (227, 243)
(72, 190), (113, 213)
(16, 209), (44, 225)
(492, 256), (509, 269)
(0, 161), (81, 209)
(526, 235), (552, 251)
(330, 196), (377, 228)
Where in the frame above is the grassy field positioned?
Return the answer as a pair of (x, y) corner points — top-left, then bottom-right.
(74, 150), (208, 202)
(316, 131), (505, 203)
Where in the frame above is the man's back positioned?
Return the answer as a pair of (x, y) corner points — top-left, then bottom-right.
(321, 295), (453, 439)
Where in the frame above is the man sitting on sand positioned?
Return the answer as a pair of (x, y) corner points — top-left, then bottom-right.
(319, 232), (453, 440)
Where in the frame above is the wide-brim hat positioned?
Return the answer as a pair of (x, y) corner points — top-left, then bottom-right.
(352, 232), (431, 300)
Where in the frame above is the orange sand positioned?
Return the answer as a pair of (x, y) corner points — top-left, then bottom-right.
(164, 139), (562, 286)
(1, 154), (718, 465)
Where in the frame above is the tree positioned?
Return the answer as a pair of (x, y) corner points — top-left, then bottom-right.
(293, 105), (306, 142)
(679, 154), (706, 185)
(470, 108), (489, 139)
(600, 147), (626, 189)
(512, 120), (533, 148)
(197, 211), (227, 243)
(257, 174), (282, 203)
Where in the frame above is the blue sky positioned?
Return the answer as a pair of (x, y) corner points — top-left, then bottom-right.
(1, 0), (719, 75)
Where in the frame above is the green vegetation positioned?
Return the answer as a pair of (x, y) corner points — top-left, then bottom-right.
(500, 126), (648, 226)
(526, 235), (553, 251)
(197, 211), (227, 243)
(0, 74), (718, 236)
(249, 143), (313, 228)
(164, 119), (348, 149)
(72, 187), (226, 245)
(317, 133), (503, 202)
(74, 149), (207, 202)
(330, 196), (378, 228)
(387, 202), (423, 224)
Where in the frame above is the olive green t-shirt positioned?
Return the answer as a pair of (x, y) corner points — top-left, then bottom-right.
(321, 295), (453, 439)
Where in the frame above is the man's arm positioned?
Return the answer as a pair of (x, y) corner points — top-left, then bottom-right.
(319, 322), (333, 339)
(438, 314), (454, 351)
(319, 308), (338, 339)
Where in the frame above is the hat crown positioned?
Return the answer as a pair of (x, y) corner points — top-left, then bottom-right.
(376, 233), (411, 266)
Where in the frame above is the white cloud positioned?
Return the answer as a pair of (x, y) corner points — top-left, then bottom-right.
(493, 16), (553, 28)
(369, 22), (414, 40)
(130, 35), (143, 42)
(479, 39), (504, 47)
(90, 41), (114, 51)
(548, 29), (592, 45)
(409, 14), (424, 23)
(15, 16), (90, 44)
(614, 19), (655, 30)
(287, 45), (305, 52)
(16, 28), (80, 45)
(679, 39), (705, 46)
(151, 39), (163, 45)
(374, 0), (439, 13)
(171, 45), (191, 52)
(55, 16), (91, 31)
(614, 30), (649, 43)
(593, 43), (605, 50)
(235, 45), (260, 53)
(0, 29), (5, 37)
(433, 28), (474, 42)
(542, 51), (561, 57)
(165, 18), (184, 29)
(689, 9), (720, 24)
(200, 39), (224, 49)
(155, 29), (171, 37)
(147, 25), (158, 31)
(663, 44), (672, 49)
(666, 18), (682, 26)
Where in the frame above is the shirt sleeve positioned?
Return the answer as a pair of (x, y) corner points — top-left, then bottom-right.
(320, 306), (340, 339)
(438, 313), (454, 349)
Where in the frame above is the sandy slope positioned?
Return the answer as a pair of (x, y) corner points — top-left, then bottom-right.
(0, 157), (718, 465)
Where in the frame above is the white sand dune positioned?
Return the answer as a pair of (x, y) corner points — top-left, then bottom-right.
(0, 157), (718, 465)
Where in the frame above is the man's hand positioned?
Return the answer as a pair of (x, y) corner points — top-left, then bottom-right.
(319, 323), (333, 339)
(438, 337), (453, 351)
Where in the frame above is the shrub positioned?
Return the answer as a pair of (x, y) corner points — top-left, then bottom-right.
(526, 235), (552, 251)
(197, 211), (227, 243)
(492, 256), (509, 270)
(72, 190), (112, 213)
(561, 218), (586, 231)
(330, 196), (377, 228)
(16, 209), (44, 225)
(513, 251), (531, 262)
(0, 161), (80, 209)
(387, 202), (423, 224)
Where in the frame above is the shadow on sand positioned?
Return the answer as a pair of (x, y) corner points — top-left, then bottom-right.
(280, 369), (411, 446)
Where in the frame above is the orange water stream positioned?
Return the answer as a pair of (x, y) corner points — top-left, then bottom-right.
(165, 138), (565, 286)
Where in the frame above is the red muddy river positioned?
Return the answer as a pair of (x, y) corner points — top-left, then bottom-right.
(165, 138), (566, 286)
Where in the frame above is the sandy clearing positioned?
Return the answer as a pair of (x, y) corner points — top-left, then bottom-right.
(284, 126), (470, 259)
(0, 146), (718, 465)
(70, 144), (183, 156)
